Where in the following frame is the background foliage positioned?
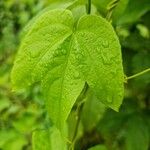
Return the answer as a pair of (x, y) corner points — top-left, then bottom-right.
(0, 0), (150, 150)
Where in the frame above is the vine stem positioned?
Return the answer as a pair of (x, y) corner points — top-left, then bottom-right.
(86, 0), (91, 14)
(126, 68), (150, 80)
(106, 0), (120, 22)
(69, 83), (88, 150)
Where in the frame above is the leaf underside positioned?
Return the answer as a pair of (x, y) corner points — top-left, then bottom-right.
(11, 9), (124, 129)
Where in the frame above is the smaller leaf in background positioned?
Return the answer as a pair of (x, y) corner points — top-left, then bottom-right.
(96, 98), (144, 150)
(117, 0), (150, 25)
(141, 12), (150, 30)
(111, 0), (129, 24)
(0, 130), (16, 148)
(131, 51), (150, 89)
(97, 109), (126, 139)
(88, 144), (107, 150)
(3, 136), (27, 150)
(124, 115), (149, 150)
(32, 126), (67, 150)
(47, 0), (75, 3)
(92, 0), (129, 24)
(0, 23), (17, 53)
(0, 129), (27, 150)
(120, 31), (150, 52)
(136, 24), (149, 39)
(0, 97), (10, 112)
(92, 0), (111, 15)
(81, 90), (106, 132)
(12, 113), (37, 133)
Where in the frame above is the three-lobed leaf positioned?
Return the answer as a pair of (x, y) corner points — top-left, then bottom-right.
(11, 9), (124, 130)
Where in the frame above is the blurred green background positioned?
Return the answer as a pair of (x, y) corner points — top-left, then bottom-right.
(0, 0), (150, 150)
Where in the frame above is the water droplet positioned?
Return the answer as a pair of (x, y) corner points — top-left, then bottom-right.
(110, 69), (117, 76)
(31, 51), (40, 58)
(62, 107), (66, 112)
(44, 63), (49, 69)
(96, 47), (101, 53)
(106, 95), (112, 103)
(76, 53), (83, 60)
(61, 49), (67, 55)
(74, 49), (80, 54)
(78, 65), (83, 70)
(102, 41), (109, 48)
(74, 71), (80, 79)
(70, 80), (75, 86)
(101, 53), (110, 65)
(27, 82), (31, 87)
(53, 50), (60, 57)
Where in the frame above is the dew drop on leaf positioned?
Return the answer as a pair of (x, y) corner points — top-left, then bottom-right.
(102, 41), (109, 48)
(96, 47), (101, 53)
(74, 71), (80, 79)
(30, 50), (40, 58)
(101, 54), (110, 65)
(61, 49), (67, 55)
(106, 95), (112, 103)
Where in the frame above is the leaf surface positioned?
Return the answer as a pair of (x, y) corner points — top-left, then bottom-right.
(32, 127), (67, 150)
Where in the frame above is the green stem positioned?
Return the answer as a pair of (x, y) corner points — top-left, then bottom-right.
(106, 0), (120, 21)
(86, 0), (91, 14)
(127, 68), (150, 80)
(69, 83), (88, 150)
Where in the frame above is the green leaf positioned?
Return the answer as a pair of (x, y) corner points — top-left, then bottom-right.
(0, 129), (27, 150)
(12, 113), (37, 133)
(117, 0), (150, 25)
(75, 15), (124, 111)
(0, 98), (10, 112)
(88, 145), (107, 150)
(125, 115), (149, 150)
(112, 0), (129, 24)
(11, 9), (124, 130)
(92, 0), (129, 22)
(97, 109), (126, 138)
(92, 0), (111, 14)
(32, 126), (67, 150)
(81, 90), (106, 131)
(121, 31), (150, 52)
